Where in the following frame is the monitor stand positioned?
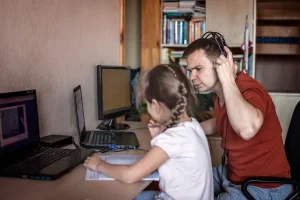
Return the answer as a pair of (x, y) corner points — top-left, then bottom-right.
(97, 118), (130, 131)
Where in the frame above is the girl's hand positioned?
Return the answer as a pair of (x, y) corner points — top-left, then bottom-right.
(83, 156), (104, 171)
(148, 119), (166, 138)
(215, 46), (238, 85)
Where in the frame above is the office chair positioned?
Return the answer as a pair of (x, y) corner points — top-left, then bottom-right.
(242, 101), (300, 200)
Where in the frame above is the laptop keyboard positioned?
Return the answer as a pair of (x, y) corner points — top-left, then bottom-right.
(3, 148), (74, 174)
(85, 131), (113, 146)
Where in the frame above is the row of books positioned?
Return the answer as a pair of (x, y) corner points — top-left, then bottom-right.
(163, 0), (205, 15)
(162, 15), (206, 45)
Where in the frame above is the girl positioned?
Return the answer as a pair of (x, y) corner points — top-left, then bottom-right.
(83, 64), (213, 200)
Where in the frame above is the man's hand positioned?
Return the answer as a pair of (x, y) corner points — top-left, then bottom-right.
(148, 119), (166, 138)
(214, 46), (238, 85)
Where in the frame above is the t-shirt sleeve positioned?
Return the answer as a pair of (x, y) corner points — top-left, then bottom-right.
(242, 88), (268, 117)
(150, 131), (180, 158)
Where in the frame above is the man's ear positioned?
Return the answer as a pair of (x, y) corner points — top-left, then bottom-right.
(151, 99), (160, 114)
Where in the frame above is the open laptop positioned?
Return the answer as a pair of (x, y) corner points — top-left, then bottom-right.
(0, 89), (94, 180)
(73, 85), (139, 150)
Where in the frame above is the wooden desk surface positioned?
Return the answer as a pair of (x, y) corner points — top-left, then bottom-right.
(0, 121), (152, 200)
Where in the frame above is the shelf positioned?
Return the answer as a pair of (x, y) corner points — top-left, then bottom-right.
(257, 8), (300, 20)
(162, 44), (188, 48)
(256, 44), (300, 55)
(257, 26), (300, 37)
(163, 9), (194, 14)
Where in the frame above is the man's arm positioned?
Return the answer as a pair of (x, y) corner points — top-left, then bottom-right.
(215, 47), (264, 141)
(200, 118), (216, 136)
(222, 81), (264, 141)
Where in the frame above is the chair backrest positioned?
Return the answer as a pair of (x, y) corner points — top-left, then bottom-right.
(285, 101), (300, 180)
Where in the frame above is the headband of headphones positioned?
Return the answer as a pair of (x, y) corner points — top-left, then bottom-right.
(201, 32), (228, 57)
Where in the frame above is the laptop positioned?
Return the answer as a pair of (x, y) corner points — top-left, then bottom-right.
(73, 85), (139, 150)
(0, 89), (94, 180)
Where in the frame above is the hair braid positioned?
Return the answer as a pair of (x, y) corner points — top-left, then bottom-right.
(167, 83), (188, 127)
(164, 65), (177, 78)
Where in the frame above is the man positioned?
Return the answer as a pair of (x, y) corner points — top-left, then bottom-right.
(182, 33), (292, 199)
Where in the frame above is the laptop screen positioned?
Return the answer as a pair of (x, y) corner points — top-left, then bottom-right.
(74, 86), (85, 136)
(0, 90), (39, 155)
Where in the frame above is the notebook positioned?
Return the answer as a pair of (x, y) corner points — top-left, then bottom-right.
(85, 155), (159, 181)
(0, 89), (94, 180)
(73, 85), (139, 150)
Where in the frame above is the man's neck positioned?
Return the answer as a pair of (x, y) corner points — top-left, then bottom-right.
(213, 82), (225, 107)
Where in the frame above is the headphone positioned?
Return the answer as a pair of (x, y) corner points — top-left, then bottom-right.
(201, 31), (228, 57)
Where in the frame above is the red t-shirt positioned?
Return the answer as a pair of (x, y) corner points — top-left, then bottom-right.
(214, 72), (290, 187)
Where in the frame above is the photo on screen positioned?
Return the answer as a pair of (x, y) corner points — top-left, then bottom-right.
(0, 105), (28, 147)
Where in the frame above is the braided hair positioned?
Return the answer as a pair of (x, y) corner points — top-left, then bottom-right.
(136, 64), (197, 128)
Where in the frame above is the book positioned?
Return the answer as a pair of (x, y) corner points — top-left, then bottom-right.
(85, 155), (160, 181)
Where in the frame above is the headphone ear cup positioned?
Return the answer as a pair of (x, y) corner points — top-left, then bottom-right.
(215, 37), (227, 57)
(221, 51), (227, 57)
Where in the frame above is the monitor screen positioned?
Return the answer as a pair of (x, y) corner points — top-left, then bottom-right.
(0, 90), (39, 155)
(74, 86), (85, 135)
(97, 65), (131, 120)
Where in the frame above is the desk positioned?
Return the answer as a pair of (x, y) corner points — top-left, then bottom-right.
(0, 121), (152, 200)
(207, 134), (223, 167)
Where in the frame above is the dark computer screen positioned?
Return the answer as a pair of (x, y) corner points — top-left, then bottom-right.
(73, 85), (86, 136)
(97, 65), (132, 130)
(0, 90), (39, 155)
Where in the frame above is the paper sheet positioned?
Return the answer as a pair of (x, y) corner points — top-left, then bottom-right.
(85, 155), (159, 181)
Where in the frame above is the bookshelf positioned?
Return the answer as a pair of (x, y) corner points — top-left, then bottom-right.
(160, 0), (256, 77)
(161, 0), (206, 66)
(254, 0), (300, 141)
(161, 0), (214, 116)
(158, 0), (256, 115)
(140, 0), (256, 74)
(255, 0), (300, 93)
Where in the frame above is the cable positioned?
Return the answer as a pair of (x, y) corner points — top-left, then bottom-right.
(71, 137), (92, 161)
(72, 137), (82, 150)
(219, 118), (229, 192)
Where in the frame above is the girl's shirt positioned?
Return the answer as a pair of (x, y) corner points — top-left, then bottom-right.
(151, 118), (213, 200)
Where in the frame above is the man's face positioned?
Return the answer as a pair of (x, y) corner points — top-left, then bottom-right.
(187, 49), (218, 92)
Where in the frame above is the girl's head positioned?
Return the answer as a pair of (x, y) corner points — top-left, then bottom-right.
(137, 64), (197, 127)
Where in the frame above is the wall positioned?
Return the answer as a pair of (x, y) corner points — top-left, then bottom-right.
(0, 0), (120, 136)
(125, 0), (141, 69)
(270, 93), (300, 143)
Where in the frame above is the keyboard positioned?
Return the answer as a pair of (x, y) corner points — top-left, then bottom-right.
(3, 148), (74, 174)
(85, 131), (113, 146)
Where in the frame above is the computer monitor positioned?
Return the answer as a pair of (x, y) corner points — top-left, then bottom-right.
(0, 90), (40, 156)
(96, 65), (132, 130)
